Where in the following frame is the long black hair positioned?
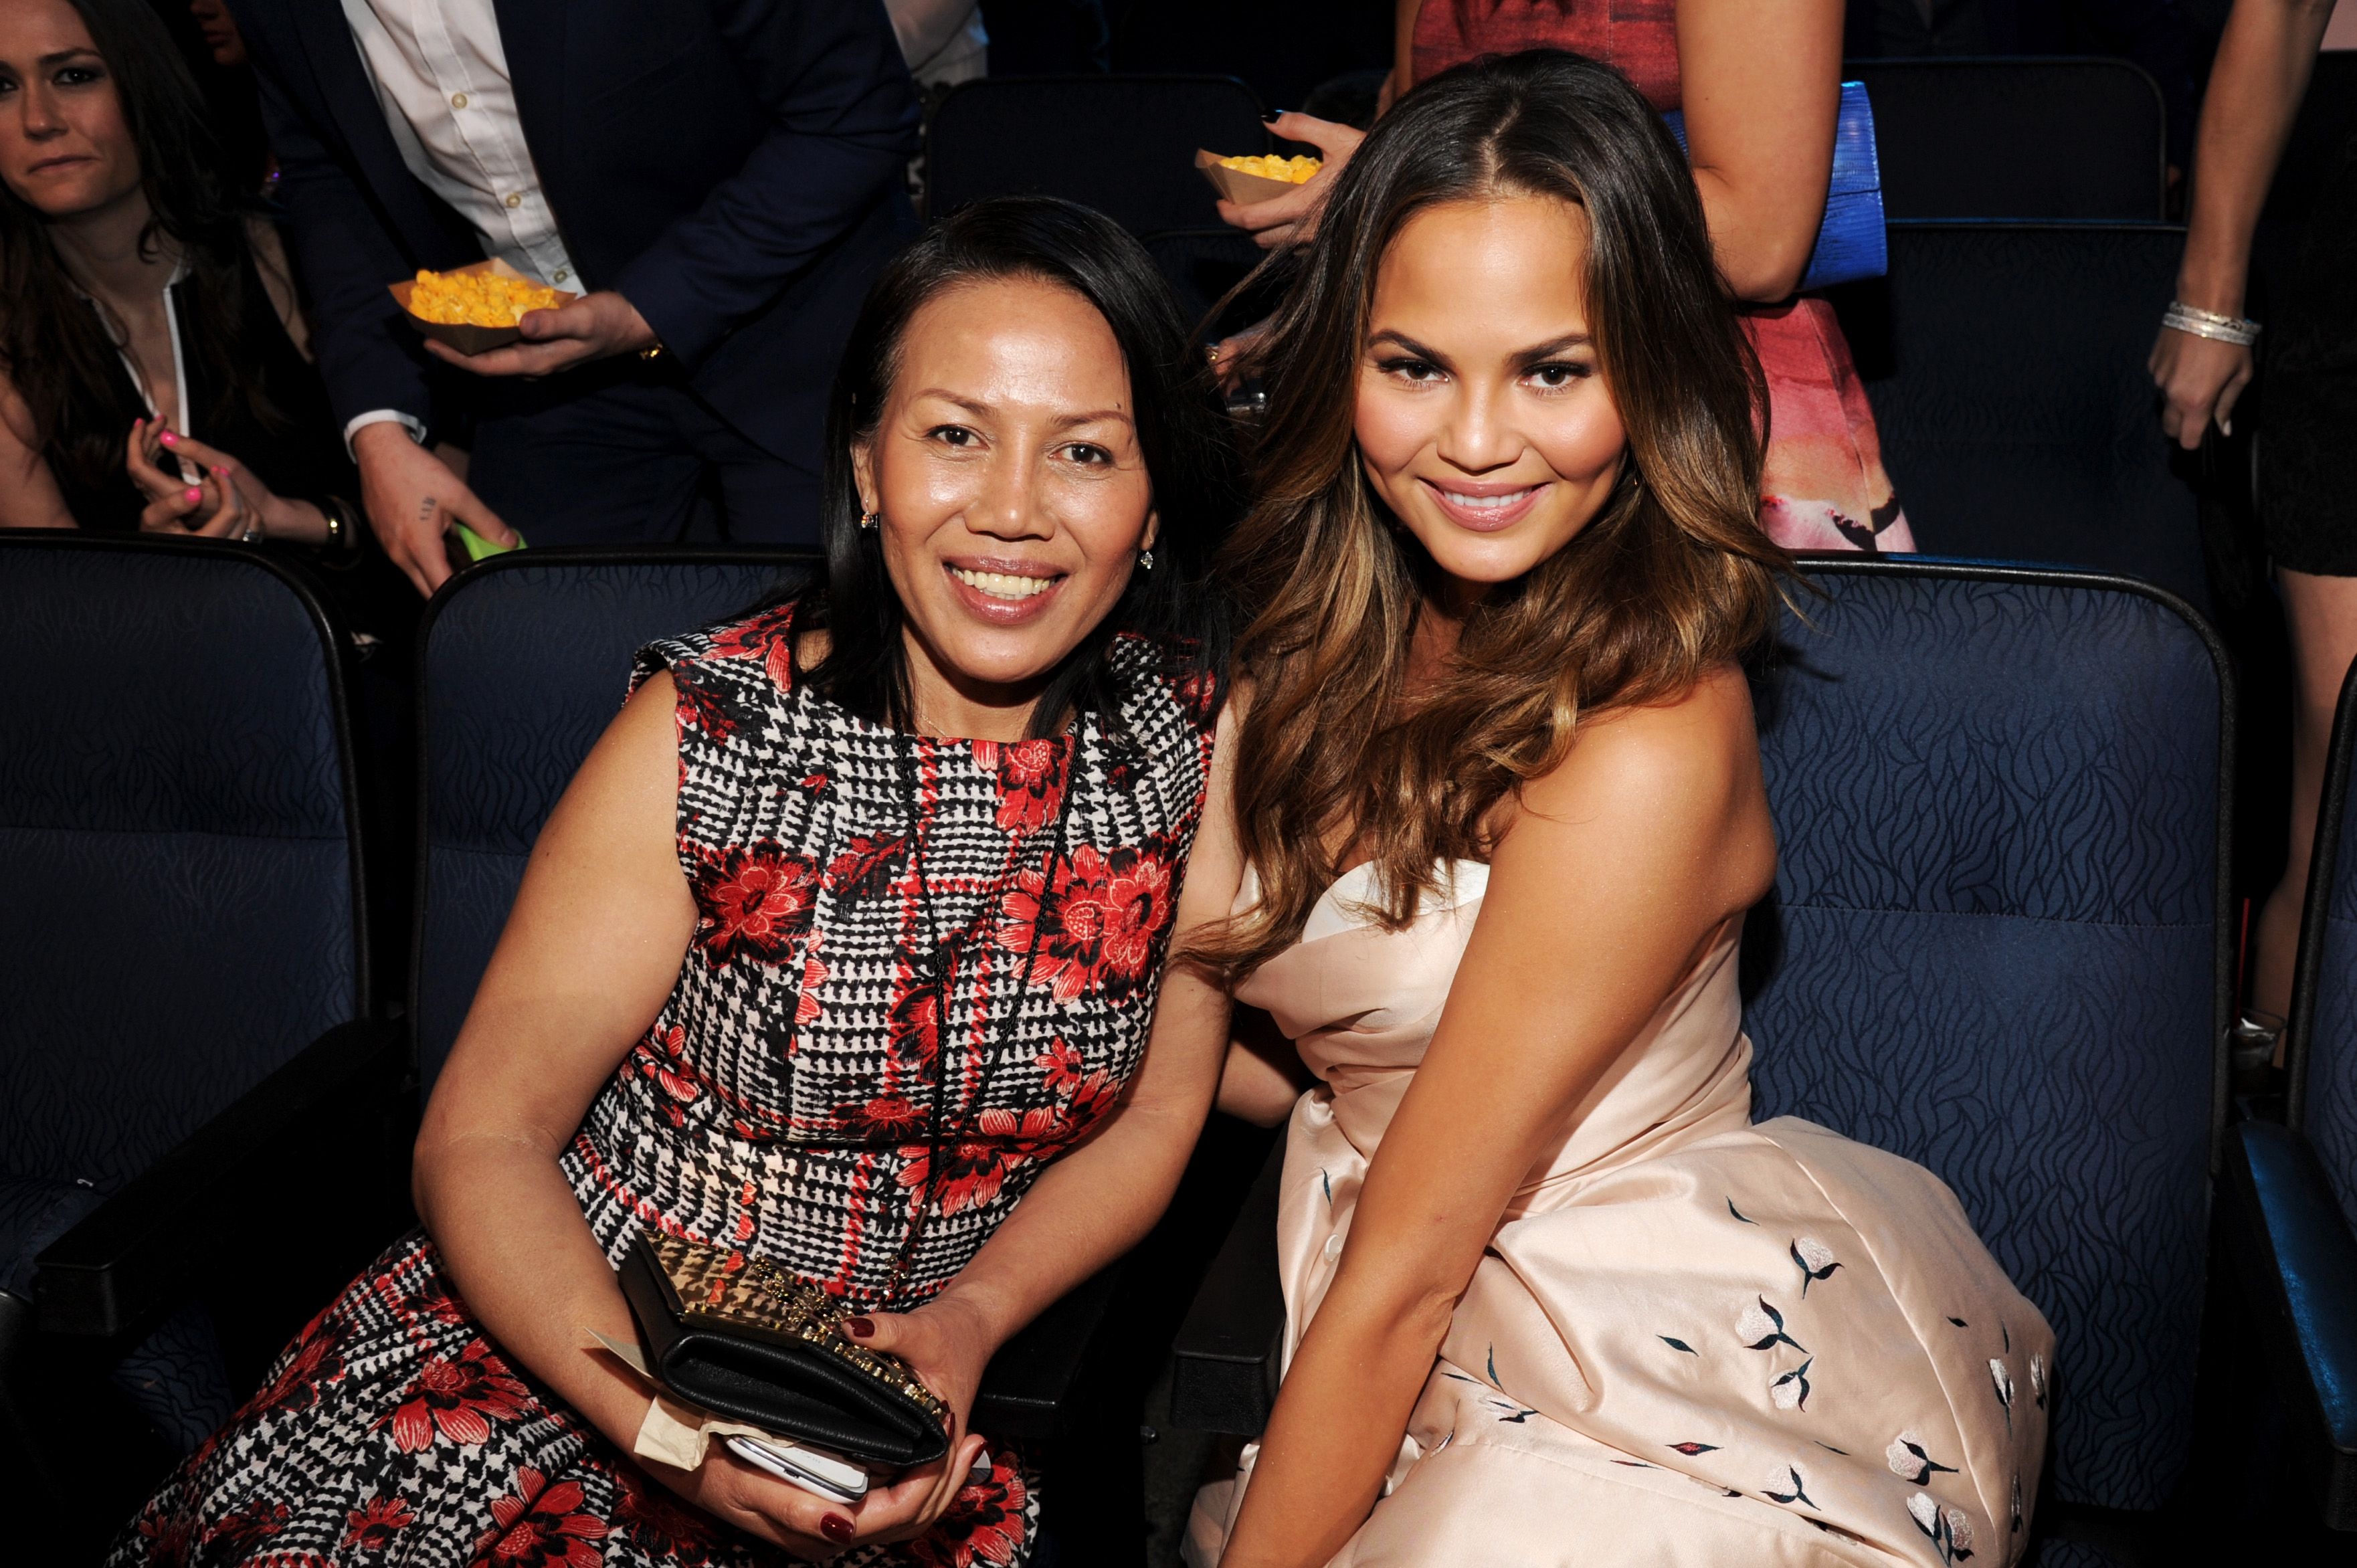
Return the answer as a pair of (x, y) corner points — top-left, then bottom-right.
(0, 0), (276, 508)
(797, 196), (1240, 739)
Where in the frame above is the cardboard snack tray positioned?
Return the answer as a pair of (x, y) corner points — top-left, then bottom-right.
(389, 257), (579, 355)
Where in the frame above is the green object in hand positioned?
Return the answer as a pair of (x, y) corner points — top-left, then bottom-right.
(454, 522), (525, 561)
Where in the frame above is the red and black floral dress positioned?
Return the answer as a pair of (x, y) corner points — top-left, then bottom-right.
(112, 600), (1222, 1568)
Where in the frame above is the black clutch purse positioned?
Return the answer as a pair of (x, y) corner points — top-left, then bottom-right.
(618, 1230), (951, 1469)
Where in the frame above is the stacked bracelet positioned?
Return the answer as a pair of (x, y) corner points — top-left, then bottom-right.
(2162, 301), (2261, 347)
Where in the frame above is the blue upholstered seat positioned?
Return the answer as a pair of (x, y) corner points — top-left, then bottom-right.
(0, 535), (373, 1476)
(2222, 652), (2357, 1531)
(413, 548), (814, 1090)
(1741, 560), (2231, 1561)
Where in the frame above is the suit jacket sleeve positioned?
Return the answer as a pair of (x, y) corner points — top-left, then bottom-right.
(254, 56), (444, 437)
(612, 0), (921, 370)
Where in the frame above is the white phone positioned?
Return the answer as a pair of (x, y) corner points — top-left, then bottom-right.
(723, 1436), (870, 1505)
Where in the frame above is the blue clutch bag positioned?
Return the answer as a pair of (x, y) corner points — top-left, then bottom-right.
(1661, 80), (1885, 292)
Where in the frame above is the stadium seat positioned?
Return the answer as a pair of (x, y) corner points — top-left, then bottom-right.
(1142, 227), (1279, 342)
(1173, 560), (2231, 1568)
(413, 548), (809, 1090)
(0, 535), (401, 1552)
(2220, 652), (2357, 1531)
(1849, 57), (2168, 220)
(412, 547), (1121, 1448)
(925, 74), (1268, 233)
(1830, 221), (2208, 613)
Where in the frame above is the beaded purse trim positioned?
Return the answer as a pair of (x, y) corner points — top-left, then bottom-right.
(643, 1232), (949, 1425)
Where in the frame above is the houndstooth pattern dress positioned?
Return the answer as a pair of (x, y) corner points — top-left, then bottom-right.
(112, 600), (1222, 1568)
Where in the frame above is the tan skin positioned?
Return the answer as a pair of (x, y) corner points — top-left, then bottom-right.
(0, 0), (324, 540)
(414, 274), (1240, 1561)
(2144, 0), (2338, 1025)
(1212, 0), (1839, 375)
(1213, 194), (1777, 1567)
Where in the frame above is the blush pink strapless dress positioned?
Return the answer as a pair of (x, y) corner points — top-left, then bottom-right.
(1188, 862), (2051, 1567)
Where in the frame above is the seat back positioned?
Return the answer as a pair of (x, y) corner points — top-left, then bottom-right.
(1832, 221), (2205, 612)
(926, 74), (1267, 233)
(412, 549), (818, 1088)
(2287, 657), (2357, 1217)
(1743, 559), (2230, 1516)
(0, 536), (365, 1193)
(1849, 57), (2166, 220)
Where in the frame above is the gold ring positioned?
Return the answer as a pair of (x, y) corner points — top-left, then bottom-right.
(1206, 343), (1222, 365)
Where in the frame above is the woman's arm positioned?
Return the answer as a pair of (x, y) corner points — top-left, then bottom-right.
(2151, 0), (2336, 448)
(0, 379), (79, 529)
(413, 673), (855, 1555)
(1218, 669), (1776, 1568)
(1677, 0), (1844, 302)
(1215, 1005), (1313, 1128)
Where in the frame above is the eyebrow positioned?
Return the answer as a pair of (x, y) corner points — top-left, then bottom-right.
(909, 389), (1135, 429)
(36, 47), (102, 67)
(1364, 328), (1593, 368)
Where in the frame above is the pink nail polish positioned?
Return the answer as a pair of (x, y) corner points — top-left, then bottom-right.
(159, 430), (177, 447)
(210, 465), (229, 477)
(183, 487), (202, 504)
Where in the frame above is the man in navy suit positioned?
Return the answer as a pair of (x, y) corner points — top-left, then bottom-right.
(234, 0), (920, 591)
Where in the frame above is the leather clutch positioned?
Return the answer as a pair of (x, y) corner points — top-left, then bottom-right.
(1663, 80), (1886, 292)
(618, 1230), (951, 1469)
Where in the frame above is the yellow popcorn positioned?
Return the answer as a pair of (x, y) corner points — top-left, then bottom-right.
(406, 268), (568, 326)
(1216, 153), (1321, 184)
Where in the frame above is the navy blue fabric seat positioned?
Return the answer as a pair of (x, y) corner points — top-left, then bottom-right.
(1172, 560), (2231, 1567)
(1847, 57), (2168, 221)
(1745, 559), (2231, 1563)
(2221, 652), (2357, 1530)
(925, 74), (1267, 233)
(1826, 221), (2207, 613)
(0, 535), (401, 1548)
(413, 549), (814, 1089)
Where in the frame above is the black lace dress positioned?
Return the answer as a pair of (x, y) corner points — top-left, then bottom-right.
(112, 600), (1222, 1568)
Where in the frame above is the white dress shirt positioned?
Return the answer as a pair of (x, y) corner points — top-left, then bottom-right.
(339, 0), (579, 446)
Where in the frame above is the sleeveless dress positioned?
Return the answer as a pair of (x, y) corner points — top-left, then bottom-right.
(112, 601), (1222, 1568)
(1190, 862), (2050, 1567)
(1414, 1), (1917, 555)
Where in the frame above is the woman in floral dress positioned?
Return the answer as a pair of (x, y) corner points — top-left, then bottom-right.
(113, 196), (1246, 1567)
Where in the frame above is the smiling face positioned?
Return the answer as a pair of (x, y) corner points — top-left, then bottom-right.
(1354, 193), (1628, 597)
(0, 0), (140, 221)
(853, 274), (1157, 740)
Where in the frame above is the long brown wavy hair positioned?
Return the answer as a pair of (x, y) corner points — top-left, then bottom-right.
(1203, 50), (1788, 980)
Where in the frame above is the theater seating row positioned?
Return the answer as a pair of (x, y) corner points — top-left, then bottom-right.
(11, 534), (2339, 1561)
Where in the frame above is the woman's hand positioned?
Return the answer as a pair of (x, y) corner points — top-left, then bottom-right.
(826, 1296), (996, 1549)
(1217, 112), (1365, 251)
(647, 1445), (868, 1561)
(2150, 324), (2256, 450)
(126, 418), (327, 541)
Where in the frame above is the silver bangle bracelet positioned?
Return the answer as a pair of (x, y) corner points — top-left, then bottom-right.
(2162, 301), (2261, 347)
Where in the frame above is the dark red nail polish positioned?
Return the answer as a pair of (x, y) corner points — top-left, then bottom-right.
(820, 1514), (854, 1544)
(843, 1316), (874, 1339)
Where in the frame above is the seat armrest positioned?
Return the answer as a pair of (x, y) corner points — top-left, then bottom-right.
(1169, 1137), (1285, 1436)
(2222, 1120), (2357, 1527)
(33, 1019), (408, 1339)
(969, 1265), (1121, 1445)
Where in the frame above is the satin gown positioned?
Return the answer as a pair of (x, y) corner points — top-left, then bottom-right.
(1189, 862), (2050, 1567)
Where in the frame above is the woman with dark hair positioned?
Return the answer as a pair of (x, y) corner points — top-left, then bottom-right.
(1224, 0), (1913, 555)
(116, 196), (1244, 1568)
(1189, 54), (2045, 1565)
(0, 0), (355, 545)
